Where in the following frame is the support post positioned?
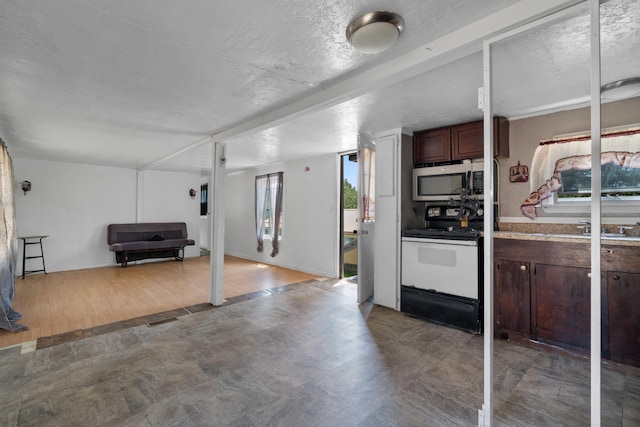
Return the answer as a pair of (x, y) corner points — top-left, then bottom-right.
(480, 38), (495, 427)
(209, 142), (226, 306)
(589, 0), (602, 425)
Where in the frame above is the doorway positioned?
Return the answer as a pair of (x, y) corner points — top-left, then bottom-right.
(340, 152), (358, 279)
(199, 181), (210, 256)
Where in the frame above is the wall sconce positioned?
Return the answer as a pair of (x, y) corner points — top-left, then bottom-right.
(189, 188), (196, 199)
(21, 180), (31, 195)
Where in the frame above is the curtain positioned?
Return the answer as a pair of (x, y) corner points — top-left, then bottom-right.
(255, 175), (268, 252)
(268, 172), (284, 257)
(0, 139), (27, 332)
(529, 130), (640, 193)
(255, 172), (284, 256)
(361, 147), (375, 222)
(521, 130), (640, 219)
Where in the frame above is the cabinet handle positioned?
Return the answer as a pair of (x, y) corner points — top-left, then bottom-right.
(587, 272), (592, 278)
(520, 265), (527, 271)
(613, 275), (620, 280)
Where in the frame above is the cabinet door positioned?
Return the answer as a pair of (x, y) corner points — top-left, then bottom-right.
(494, 116), (510, 159)
(451, 117), (510, 160)
(495, 259), (531, 338)
(451, 121), (483, 160)
(413, 127), (450, 165)
(535, 264), (590, 350)
(607, 272), (640, 366)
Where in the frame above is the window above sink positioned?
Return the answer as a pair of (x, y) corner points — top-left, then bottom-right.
(522, 127), (640, 219)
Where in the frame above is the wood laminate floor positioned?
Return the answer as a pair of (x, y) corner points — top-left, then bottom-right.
(0, 255), (319, 349)
(1, 278), (638, 426)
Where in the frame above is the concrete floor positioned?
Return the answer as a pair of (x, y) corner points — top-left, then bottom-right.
(1, 278), (638, 426)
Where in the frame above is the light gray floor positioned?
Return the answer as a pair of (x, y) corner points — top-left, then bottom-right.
(1, 278), (638, 426)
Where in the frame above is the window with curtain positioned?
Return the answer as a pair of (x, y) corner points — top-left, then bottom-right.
(200, 183), (208, 216)
(520, 129), (640, 219)
(255, 172), (284, 257)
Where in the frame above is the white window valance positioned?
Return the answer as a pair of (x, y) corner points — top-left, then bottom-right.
(521, 130), (640, 219)
(529, 130), (640, 192)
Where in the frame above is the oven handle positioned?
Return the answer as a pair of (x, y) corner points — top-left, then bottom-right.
(401, 237), (478, 246)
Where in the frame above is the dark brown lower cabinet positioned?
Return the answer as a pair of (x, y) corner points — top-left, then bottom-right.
(494, 238), (640, 367)
(535, 264), (591, 350)
(607, 271), (640, 366)
(495, 260), (531, 338)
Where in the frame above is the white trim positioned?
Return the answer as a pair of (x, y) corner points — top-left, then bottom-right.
(589, 1), (602, 424)
(481, 34), (495, 427)
(483, 2), (591, 426)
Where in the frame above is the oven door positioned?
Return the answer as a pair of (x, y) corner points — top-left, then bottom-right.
(401, 237), (478, 299)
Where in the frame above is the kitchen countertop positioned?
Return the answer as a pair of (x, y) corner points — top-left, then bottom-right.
(493, 231), (640, 247)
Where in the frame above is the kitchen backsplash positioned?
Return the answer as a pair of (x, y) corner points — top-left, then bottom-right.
(498, 222), (640, 237)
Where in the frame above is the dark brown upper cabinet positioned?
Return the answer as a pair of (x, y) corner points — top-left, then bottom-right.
(413, 127), (451, 165)
(413, 117), (509, 166)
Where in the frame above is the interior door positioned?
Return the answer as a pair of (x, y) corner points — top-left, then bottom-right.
(357, 136), (375, 303)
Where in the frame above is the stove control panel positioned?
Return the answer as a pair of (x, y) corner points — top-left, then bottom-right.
(445, 208), (460, 217)
(426, 207), (441, 217)
(426, 204), (484, 219)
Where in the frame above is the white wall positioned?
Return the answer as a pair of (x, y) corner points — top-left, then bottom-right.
(500, 96), (640, 219)
(12, 159), (202, 275)
(139, 170), (201, 259)
(224, 154), (338, 278)
(13, 159), (137, 273)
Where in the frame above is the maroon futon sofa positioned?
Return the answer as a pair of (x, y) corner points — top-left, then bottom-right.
(107, 222), (195, 267)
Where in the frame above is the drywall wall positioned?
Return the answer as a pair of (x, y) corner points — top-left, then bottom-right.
(13, 159), (137, 273)
(224, 154), (338, 278)
(499, 96), (640, 219)
(12, 159), (202, 275)
(138, 170), (202, 259)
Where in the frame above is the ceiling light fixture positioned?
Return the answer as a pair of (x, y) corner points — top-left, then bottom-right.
(346, 11), (404, 54)
(601, 77), (640, 100)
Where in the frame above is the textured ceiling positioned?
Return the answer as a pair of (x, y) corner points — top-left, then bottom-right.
(0, 0), (638, 174)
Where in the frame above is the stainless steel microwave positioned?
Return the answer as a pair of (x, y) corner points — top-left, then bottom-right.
(412, 161), (485, 201)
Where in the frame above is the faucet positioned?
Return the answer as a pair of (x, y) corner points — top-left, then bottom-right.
(577, 220), (591, 235)
(618, 226), (633, 236)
